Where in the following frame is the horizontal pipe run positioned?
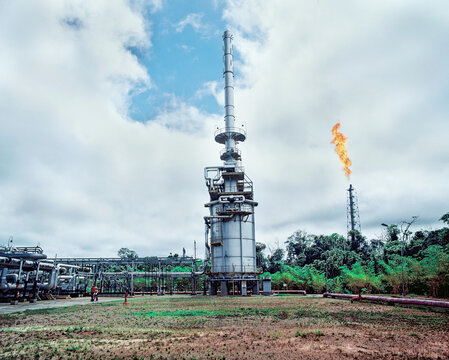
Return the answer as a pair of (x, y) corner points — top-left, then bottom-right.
(0, 253), (47, 260)
(101, 272), (203, 278)
(272, 290), (306, 295)
(323, 293), (449, 308)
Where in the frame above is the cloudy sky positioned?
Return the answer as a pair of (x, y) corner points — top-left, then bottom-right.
(0, 0), (448, 258)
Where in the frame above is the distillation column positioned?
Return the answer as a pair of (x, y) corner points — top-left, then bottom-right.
(204, 30), (261, 296)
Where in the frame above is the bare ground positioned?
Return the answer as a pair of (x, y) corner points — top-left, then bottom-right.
(0, 295), (448, 359)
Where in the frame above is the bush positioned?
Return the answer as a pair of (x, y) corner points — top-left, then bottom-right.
(340, 262), (380, 294)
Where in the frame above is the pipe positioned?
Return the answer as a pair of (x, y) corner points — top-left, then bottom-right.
(204, 215), (233, 221)
(0, 257), (55, 271)
(0, 252), (47, 260)
(204, 223), (211, 264)
(39, 267), (59, 290)
(58, 275), (76, 280)
(0, 268), (8, 290)
(6, 274), (18, 284)
(272, 290), (306, 295)
(31, 261), (41, 300)
(323, 293), (449, 309)
(57, 264), (81, 269)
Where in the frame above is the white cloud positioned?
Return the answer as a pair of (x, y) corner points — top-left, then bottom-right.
(0, 0), (218, 257)
(177, 44), (194, 53)
(221, 0), (449, 248)
(1, 0), (448, 261)
(195, 81), (223, 106)
(153, 95), (220, 134)
(175, 13), (207, 34)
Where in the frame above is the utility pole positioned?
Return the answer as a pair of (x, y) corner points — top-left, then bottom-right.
(400, 216), (418, 297)
(382, 216), (418, 297)
(194, 240), (197, 271)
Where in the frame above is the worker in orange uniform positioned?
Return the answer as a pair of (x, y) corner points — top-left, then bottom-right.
(91, 285), (98, 302)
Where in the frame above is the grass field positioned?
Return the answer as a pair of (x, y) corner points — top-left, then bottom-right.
(1, 295), (448, 359)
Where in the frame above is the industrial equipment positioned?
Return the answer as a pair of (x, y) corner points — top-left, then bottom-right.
(204, 31), (265, 295)
(0, 245), (87, 304)
(347, 184), (361, 243)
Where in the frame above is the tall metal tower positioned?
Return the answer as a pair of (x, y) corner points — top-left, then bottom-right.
(203, 31), (260, 296)
(347, 184), (362, 242)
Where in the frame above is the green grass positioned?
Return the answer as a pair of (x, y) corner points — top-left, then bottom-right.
(133, 307), (278, 318)
(0, 296), (448, 359)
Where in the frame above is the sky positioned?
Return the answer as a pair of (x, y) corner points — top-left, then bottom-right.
(0, 0), (448, 258)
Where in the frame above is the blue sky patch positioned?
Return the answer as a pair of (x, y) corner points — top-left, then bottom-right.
(129, 1), (231, 122)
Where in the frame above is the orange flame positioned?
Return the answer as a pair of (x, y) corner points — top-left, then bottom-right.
(331, 122), (352, 179)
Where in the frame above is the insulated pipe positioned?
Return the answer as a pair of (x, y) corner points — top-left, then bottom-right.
(204, 215), (234, 220)
(323, 293), (449, 308)
(57, 264), (81, 269)
(0, 257), (54, 271)
(205, 223), (210, 262)
(6, 274), (18, 283)
(40, 267), (59, 290)
(0, 268), (7, 290)
(30, 261), (41, 301)
(58, 275), (76, 280)
(0, 252), (47, 260)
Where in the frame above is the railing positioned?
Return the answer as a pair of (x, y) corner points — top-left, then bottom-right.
(210, 265), (258, 274)
(214, 127), (246, 138)
(220, 147), (241, 158)
(219, 203), (253, 214)
(210, 237), (223, 246)
(4, 246), (44, 254)
(54, 257), (195, 266)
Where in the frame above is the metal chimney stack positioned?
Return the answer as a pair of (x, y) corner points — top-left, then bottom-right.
(214, 31), (246, 164)
(223, 30), (236, 158)
(203, 31), (262, 296)
(347, 184), (362, 243)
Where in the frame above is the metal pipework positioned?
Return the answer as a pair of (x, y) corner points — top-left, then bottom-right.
(324, 293), (449, 309)
(0, 257), (54, 271)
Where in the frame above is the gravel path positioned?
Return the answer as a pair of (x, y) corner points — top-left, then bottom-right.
(0, 296), (124, 315)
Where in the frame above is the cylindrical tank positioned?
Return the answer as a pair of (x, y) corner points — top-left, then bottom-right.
(209, 201), (256, 274)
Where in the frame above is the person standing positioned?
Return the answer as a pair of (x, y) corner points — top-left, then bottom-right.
(91, 285), (98, 302)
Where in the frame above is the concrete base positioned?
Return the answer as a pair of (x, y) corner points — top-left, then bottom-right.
(262, 277), (272, 295)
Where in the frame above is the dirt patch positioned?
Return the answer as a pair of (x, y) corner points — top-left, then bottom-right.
(0, 295), (448, 359)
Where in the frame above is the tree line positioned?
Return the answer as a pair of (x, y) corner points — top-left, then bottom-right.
(257, 213), (449, 297)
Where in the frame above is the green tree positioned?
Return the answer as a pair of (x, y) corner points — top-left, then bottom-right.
(440, 212), (449, 226)
(256, 242), (269, 271)
(268, 248), (284, 273)
(383, 225), (401, 263)
(349, 230), (369, 255)
(284, 230), (312, 266)
(117, 248), (138, 260)
(421, 245), (449, 297)
(340, 262), (380, 294)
